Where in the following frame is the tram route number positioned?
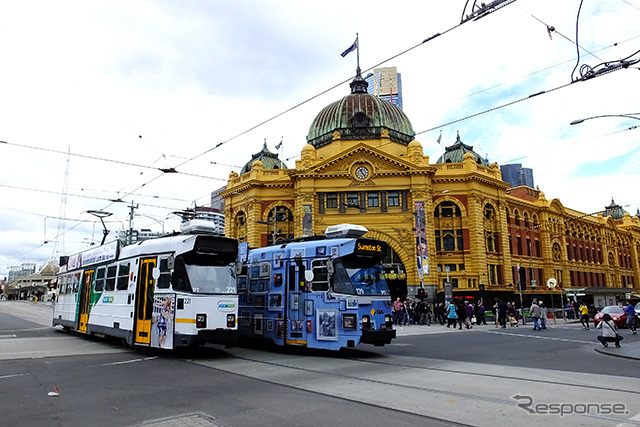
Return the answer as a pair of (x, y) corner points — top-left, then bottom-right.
(183, 298), (191, 304)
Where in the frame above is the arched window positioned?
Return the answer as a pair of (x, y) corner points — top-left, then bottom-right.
(234, 211), (247, 243)
(434, 201), (461, 218)
(434, 201), (464, 252)
(484, 204), (499, 253)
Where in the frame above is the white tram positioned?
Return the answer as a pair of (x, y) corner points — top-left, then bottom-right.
(53, 234), (238, 349)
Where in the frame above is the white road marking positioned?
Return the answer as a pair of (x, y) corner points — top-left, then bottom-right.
(484, 330), (593, 344)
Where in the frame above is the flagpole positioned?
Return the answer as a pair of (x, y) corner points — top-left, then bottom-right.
(356, 33), (360, 72)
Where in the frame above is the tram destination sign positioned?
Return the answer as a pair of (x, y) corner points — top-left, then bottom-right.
(355, 239), (387, 255)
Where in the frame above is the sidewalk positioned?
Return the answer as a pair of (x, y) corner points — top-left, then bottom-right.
(594, 337), (640, 361)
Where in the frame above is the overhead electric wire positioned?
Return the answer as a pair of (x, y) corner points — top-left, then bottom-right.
(0, 140), (226, 182)
(415, 58), (638, 137)
(167, 1), (520, 172)
(0, 182), (187, 211)
(502, 123), (640, 164)
(517, 4), (603, 62)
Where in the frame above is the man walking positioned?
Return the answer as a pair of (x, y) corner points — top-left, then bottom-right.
(529, 299), (541, 331)
(623, 301), (637, 334)
(539, 301), (548, 330)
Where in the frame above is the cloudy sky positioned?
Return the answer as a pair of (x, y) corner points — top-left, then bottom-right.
(1, 0), (639, 279)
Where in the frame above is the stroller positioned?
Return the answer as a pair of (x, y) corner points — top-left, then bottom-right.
(509, 315), (519, 327)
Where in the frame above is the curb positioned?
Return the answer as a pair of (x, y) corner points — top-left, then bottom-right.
(593, 346), (640, 361)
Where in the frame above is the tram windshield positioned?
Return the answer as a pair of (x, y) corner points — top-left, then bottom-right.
(172, 256), (237, 294)
(332, 259), (390, 296)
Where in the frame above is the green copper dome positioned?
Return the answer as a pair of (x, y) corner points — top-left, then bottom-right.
(602, 198), (628, 220)
(239, 140), (288, 175)
(436, 132), (489, 166)
(306, 70), (415, 148)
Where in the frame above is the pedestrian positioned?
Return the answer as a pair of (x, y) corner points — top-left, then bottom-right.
(392, 298), (403, 326)
(475, 301), (487, 325)
(539, 301), (548, 329)
(456, 301), (467, 329)
(507, 303), (518, 327)
(497, 299), (508, 328)
(446, 301), (458, 328)
(421, 301), (432, 326)
(466, 301), (475, 326)
(434, 303), (445, 325)
(596, 313), (623, 348)
(529, 299), (541, 331)
(579, 302), (590, 330)
(622, 301), (637, 334)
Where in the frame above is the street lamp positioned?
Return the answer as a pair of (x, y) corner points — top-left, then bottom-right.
(570, 113), (640, 125)
(134, 213), (165, 234)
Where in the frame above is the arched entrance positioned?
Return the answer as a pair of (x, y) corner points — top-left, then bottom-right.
(382, 246), (407, 301)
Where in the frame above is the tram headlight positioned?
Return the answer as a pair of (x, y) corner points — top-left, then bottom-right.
(342, 313), (357, 330)
(226, 314), (236, 328)
(196, 313), (207, 328)
(385, 314), (393, 328)
(361, 315), (371, 330)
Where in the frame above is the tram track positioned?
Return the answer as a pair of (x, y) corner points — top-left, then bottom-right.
(187, 347), (640, 427)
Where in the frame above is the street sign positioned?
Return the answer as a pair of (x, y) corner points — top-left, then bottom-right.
(444, 282), (453, 300)
(547, 278), (557, 289)
(531, 280), (537, 288)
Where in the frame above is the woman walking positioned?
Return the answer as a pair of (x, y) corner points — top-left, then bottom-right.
(446, 301), (458, 328)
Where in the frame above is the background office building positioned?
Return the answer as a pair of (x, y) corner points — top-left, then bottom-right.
(365, 66), (403, 110)
(500, 163), (535, 188)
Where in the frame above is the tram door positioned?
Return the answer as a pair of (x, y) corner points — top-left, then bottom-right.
(134, 258), (156, 345)
(286, 260), (307, 344)
(78, 269), (94, 333)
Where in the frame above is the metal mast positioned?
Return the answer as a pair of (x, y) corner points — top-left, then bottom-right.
(54, 146), (70, 255)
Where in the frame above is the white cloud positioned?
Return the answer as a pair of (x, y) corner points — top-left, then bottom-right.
(1, 0), (639, 277)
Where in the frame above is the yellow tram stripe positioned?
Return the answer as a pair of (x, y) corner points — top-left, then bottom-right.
(285, 339), (308, 346)
(175, 318), (196, 324)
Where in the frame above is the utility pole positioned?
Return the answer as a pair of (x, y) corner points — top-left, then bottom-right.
(127, 201), (138, 245)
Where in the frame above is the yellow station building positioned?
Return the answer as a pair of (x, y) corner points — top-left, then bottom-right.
(221, 69), (640, 309)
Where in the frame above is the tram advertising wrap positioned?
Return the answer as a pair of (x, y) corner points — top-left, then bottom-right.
(237, 224), (396, 350)
(53, 234), (239, 349)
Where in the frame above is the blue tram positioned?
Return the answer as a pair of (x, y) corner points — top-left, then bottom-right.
(236, 224), (396, 350)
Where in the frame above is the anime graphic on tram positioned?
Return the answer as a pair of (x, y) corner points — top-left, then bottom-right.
(236, 224), (396, 350)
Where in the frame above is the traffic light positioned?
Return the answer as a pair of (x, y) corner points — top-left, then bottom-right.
(417, 288), (427, 299)
(479, 283), (485, 292)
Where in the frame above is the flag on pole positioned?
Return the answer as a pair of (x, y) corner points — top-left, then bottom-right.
(436, 131), (442, 145)
(341, 38), (358, 57)
(275, 139), (282, 150)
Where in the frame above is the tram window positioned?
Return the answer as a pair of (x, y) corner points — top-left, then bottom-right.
(73, 275), (80, 292)
(117, 263), (130, 290)
(237, 275), (248, 292)
(311, 259), (329, 292)
(157, 258), (171, 289)
(249, 279), (268, 293)
(172, 258), (191, 292)
(95, 267), (106, 292)
(105, 265), (117, 291)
